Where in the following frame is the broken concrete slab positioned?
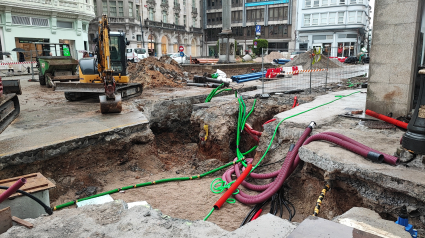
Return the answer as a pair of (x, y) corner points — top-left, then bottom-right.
(1, 201), (297, 238)
(333, 207), (411, 238)
(274, 89), (367, 126)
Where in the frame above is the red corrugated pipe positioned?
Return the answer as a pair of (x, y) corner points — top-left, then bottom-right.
(365, 109), (408, 129)
(0, 178), (26, 204)
(245, 124), (262, 137)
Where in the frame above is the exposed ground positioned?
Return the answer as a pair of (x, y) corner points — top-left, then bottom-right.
(285, 50), (342, 69)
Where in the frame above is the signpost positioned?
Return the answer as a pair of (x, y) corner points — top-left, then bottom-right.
(254, 41), (258, 49)
(255, 25), (261, 36)
(179, 46), (184, 64)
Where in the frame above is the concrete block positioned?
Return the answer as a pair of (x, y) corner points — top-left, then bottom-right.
(371, 24), (394, 45)
(392, 23), (419, 45)
(370, 45), (396, 64)
(389, 63), (414, 84)
(232, 214), (296, 237)
(333, 207), (411, 238)
(0, 190), (50, 219)
(374, 1), (421, 25)
(369, 64), (390, 84)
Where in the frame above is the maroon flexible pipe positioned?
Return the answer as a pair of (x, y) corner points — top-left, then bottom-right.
(223, 127), (399, 204)
(0, 178), (26, 204)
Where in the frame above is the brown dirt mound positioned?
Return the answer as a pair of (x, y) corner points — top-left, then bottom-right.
(128, 56), (187, 88)
(253, 51), (286, 63)
(285, 50), (341, 69)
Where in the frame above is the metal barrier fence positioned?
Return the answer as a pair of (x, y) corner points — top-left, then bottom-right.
(258, 47), (369, 94)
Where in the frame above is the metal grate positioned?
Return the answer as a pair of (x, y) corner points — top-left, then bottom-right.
(12, 16), (31, 25)
(31, 17), (49, 27)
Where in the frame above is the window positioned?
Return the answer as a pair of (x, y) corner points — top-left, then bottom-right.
(339, 0), (345, 4)
(338, 12), (344, 24)
(184, 15), (186, 26)
(82, 23), (87, 31)
(283, 7), (288, 19)
(162, 11), (167, 23)
(94, 1), (97, 13)
(348, 11), (355, 23)
(231, 11), (242, 23)
(322, 0), (328, 6)
(136, 6), (139, 19)
(320, 13), (327, 25)
(312, 13), (319, 25)
(32, 17), (49, 26)
(102, 0), (108, 14)
(57, 20), (73, 28)
(329, 12), (336, 24)
(137, 35), (141, 41)
(175, 14), (179, 24)
(313, 0), (319, 7)
(118, 1), (123, 17)
(305, 0), (311, 7)
(183, 0), (186, 5)
(357, 11), (362, 23)
(129, 2), (133, 17)
(193, 0), (195, 6)
(149, 8), (154, 21)
(329, 0), (336, 5)
(192, 17), (196, 27)
(304, 14), (310, 26)
(109, 1), (116, 17)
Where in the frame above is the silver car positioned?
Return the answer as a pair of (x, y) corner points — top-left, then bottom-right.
(168, 53), (190, 64)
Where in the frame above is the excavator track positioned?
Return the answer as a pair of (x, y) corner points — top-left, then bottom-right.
(63, 83), (143, 102)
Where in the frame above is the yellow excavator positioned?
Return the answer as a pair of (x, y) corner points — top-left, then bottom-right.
(54, 15), (142, 113)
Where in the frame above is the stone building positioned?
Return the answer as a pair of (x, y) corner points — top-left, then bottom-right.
(366, 0), (424, 117)
(143, 0), (203, 57)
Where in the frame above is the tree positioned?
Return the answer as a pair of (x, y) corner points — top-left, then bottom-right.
(252, 39), (268, 55)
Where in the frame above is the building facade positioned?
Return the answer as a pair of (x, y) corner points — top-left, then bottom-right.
(89, 0), (141, 51)
(203, 0), (297, 56)
(143, 0), (202, 57)
(295, 0), (369, 57)
(0, 0), (95, 61)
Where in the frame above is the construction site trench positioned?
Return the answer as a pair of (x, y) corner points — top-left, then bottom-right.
(1, 79), (424, 236)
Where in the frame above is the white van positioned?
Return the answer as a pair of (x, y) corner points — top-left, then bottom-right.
(126, 48), (148, 62)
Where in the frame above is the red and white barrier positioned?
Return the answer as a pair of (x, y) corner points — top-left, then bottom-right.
(282, 68), (327, 75)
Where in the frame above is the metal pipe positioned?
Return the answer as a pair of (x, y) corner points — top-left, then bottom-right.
(0, 178), (26, 204)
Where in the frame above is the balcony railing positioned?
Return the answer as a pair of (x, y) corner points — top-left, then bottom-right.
(173, 3), (180, 11)
(3, 0), (95, 17)
(190, 27), (202, 33)
(146, 20), (186, 31)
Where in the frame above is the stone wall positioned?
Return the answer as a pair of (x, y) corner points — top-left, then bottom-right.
(366, 0), (423, 117)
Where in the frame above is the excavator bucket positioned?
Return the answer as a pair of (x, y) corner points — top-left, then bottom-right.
(99, 94), (122, 114)
(0, 94), (20, 134)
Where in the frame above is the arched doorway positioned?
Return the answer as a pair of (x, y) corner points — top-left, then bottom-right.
(148, 34), (155, 56)
(191, 39), (196, 56)
(161, 36), (168, 55)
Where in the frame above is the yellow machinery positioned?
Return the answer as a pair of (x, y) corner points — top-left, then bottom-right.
(54, 15), (142, 113)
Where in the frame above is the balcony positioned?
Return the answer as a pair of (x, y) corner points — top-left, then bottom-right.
(160, 1), (169, 8)
(173, 3), (180, 11)
(190, 27), (202, 34)
(146, 20), (186, 31)
(106, 17), (140, 25)
(192, 7), (198, 14)
(147, 0), (155, 6)
(1, 0), (95, 18)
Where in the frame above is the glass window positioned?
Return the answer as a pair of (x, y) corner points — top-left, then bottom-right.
(102, 0), (108, 14)
(109, 36), (123, 73)
(283, 7), (287, 19)
(322, 0), (328, 5)
(329, 0), (336, 5)
(304, 14), (310, 26)
(57, 21), (73, 28)
(184, 15), (186, 25)
(149, 8), (154, 20)
(348, 11), (355, 23)
(94, 1), (97, 13)
(162, 11), (167, 23)
(118, 1), (123, 17)
(269, 8), (274, 18)
(329, 12), (335, 24)
(357, 11), (362, 23)
(320, 13), (327, 25)
(192, 17), (196, 27)
(305, 0), (311, 7)
(313, 0), (319, 7)
(109, 1), (116, 17)
(339, 0), (345, 4)
(175, 15), (179, 24)
(312, 13), (319, 25)
(129, 2), (133, 17)
(338, 12), (344, 24)
(137, 35), (141, 41)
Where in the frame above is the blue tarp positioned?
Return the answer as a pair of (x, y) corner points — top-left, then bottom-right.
(231, 71), (267, 83)
(245, 0), (289, 7)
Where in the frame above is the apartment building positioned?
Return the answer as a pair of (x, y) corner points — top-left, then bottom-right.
(295, 0), (369, 57)
(0, 0), (94, 61)
(143, 0), (202, 56)
(203, 0), (296, 56)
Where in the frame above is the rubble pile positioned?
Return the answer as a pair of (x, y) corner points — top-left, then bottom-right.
(253, 51), (287, 63)
(128, 56), (188, 88)
(285, 50), (341, 69)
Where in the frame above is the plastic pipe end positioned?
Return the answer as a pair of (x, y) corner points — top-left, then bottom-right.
(367, 151), (384, 163)
(308, 121), (317, 129)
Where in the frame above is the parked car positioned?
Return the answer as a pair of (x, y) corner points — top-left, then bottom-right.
(126, 48), (148, 62)
(168, 53), (190, 64)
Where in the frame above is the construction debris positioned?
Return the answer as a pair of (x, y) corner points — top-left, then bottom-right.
(254, 52), (289, 63)
(285, 50), (341, 69)
(128, 56), (188, 89)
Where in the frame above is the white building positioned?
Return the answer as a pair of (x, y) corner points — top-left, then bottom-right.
(295, 0), (369, 57)
(0, 0), (95, 61)
(143, 0), (202, 57)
